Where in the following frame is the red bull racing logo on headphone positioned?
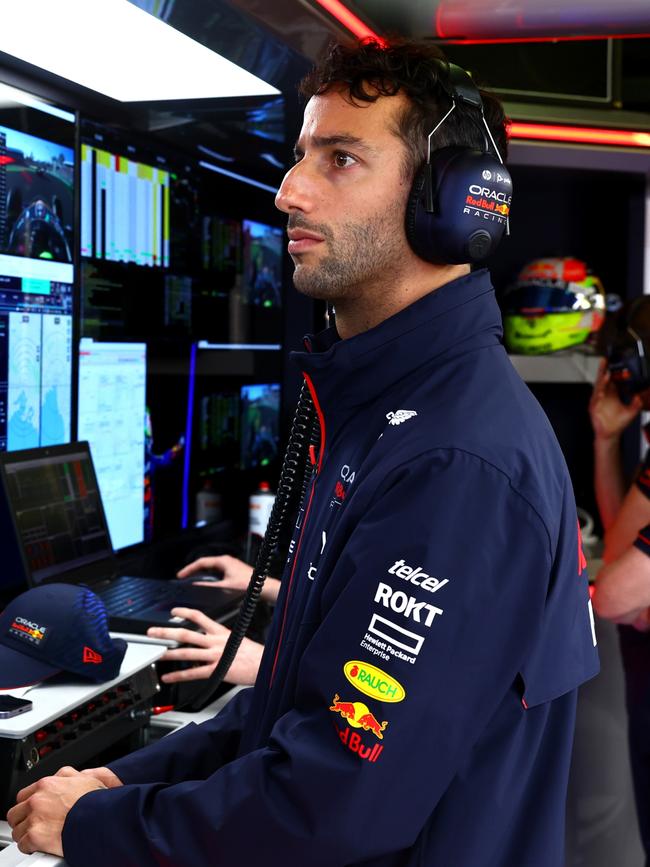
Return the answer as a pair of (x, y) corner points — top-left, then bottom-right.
(464, 184), (511, 221)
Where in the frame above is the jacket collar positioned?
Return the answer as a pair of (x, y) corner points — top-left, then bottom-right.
(291, 267), (502, 423)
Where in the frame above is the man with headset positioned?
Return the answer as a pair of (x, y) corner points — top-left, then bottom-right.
(590, 298), (650, 864)
(8, 39), (598, 866)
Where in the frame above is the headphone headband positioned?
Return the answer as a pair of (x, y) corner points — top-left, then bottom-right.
(437, 61), (483, 110)
(405, 59), (512, 265)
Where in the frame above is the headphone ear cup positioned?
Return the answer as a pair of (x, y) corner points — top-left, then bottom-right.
(404, 167), (429, 259)
(404, 147), (512, 266)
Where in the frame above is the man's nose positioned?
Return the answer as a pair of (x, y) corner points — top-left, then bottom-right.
(275, 161), (312, 215)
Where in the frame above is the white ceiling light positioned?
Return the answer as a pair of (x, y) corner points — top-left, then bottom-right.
(0, 83), (75, 121)
(0, 0), (281, 102)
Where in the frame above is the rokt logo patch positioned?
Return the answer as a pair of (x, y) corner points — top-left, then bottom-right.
(343, 660), (405, 703)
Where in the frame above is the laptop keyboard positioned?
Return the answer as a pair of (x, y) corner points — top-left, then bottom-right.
(99, 577), (177, 615)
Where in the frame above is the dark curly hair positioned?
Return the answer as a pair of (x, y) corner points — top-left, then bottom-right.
(299, 39), (508, 182)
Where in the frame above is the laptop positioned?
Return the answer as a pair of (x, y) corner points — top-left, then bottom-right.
(0, 442), (242, 634)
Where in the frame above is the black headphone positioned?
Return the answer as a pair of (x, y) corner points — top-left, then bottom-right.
(607, 299), (650, 403)
(405, 61), (513, 265)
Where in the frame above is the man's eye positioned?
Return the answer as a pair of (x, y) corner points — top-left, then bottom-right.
(333, 152), (356, 168)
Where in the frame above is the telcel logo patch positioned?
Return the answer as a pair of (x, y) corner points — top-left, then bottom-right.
(343, 660), (405, 703)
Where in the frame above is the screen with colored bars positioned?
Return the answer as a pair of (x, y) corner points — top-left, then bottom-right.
(2, 449), (112, 584)
(81, 144), (170, 267)
(77, 339), (146, 550)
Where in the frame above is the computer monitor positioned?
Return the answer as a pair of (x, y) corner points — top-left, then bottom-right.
(0, 444), (113, 585)
(194, 216), (283, 346)
(77, 338), (147, 550)
(0, 88), (75, 453)
(202, 215), (241, 277)
(182, 341), (283, 529)
(164, 274), (192, 333)
(240, 383), (281, 469)
(241, 220), (283, 309)
(81, 141), (170, 268)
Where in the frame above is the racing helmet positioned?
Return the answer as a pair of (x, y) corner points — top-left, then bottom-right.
(502, 257), (605, 355)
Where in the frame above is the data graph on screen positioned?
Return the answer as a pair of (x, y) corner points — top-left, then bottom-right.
(77, 339), (146, 550)
(0, 280), (72, 452)
(81, 144), (170, 267)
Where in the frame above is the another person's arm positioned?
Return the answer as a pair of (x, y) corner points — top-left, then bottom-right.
(589, 358), (642, 532)
(602, 484), (650, 563)
(593, 526), (650, 628)
(145, 554), (278, 685)
(177, 553), (281, 604)
(148, 606), (264, 685)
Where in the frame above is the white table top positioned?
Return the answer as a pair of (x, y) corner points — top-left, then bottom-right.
(0, 834), (62, 867)
(0, 642), (165, 739)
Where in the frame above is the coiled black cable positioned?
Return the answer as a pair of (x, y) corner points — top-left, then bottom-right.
(186, 382), (318, 711)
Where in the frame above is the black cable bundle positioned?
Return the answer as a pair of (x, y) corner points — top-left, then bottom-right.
(186, 382), (318, 711)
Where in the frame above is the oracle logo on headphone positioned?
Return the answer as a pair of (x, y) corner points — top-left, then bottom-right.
(467, 185), (511, 203)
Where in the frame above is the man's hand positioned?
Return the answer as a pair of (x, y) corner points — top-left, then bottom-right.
(7, 766), (107, 856)
(589, 358), (642, 442)
(148, 606), (264, 685)
(177, 554), (280, 604)
(79, 766), (123, 789)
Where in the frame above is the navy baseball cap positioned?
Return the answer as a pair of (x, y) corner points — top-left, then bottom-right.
(0, 584), (127, 689)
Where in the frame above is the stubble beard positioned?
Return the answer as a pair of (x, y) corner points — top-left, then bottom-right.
(291, 203), (406, 302)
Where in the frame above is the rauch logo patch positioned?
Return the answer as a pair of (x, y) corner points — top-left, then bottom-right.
(343, 660), (405, 703)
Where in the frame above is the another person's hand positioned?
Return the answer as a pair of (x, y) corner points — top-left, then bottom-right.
(147, 607), (264, 685)
(7, 766), (106, 856)
(177, 554), (280, 604)
(589, 358), (642, 442)
(631, 607), (650, 633)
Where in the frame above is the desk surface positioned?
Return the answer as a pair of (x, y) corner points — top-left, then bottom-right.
(0, 642), (165, 739)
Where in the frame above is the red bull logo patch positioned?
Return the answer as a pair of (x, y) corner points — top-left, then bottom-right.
(330, 694), (388, 739)
(335, 724), (384, 762)
(343, 660), (405, 703)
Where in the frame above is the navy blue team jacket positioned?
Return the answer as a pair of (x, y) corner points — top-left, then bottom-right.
(63, 269), (599, 866)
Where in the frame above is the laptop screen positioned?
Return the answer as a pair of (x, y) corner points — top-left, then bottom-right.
(1, 445), (113, 585)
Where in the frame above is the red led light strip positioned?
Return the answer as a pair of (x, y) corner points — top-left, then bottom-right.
(509, 122), (650, 149)
(442, 33), (650, 44)
(312, 0), (385, 44)
(307, 2), (650, 154)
